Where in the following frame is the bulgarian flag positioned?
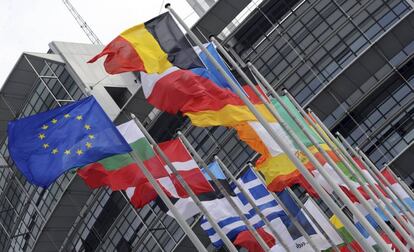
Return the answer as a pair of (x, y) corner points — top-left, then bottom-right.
(78, 120), (213, 208)
(77, 120), (168, 191)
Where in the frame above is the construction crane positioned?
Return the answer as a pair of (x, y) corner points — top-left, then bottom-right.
(62, 0), (103, 45)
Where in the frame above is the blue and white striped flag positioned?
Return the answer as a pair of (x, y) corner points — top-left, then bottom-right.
(201, 166), (342, 250)
(200, 165), (287, 248)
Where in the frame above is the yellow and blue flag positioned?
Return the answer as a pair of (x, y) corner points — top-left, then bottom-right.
(7, 96), (132, 188)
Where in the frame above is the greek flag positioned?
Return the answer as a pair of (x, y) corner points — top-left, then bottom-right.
(200, 166), (287, 248)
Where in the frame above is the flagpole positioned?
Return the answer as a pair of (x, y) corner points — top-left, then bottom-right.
(126, 127), (207, 252)
(286, 188), (341, 252)
(177, 132), (271, 251)
(120, 193), (166, 251)
(166, 4), (374, 249)
(250, 167), (336, 251)
(129, 116), (240, 252)
(216, 31), (391, 248)
(305, 105), (413, 219)
(280, 90), (414, 242)
(311, 111), (414, 236)
(336, 132), (414, 223)
(385, 166), (414, 203)
(214, 157), (296, 252)
(353, 144), (414, 220)
(207, 37), (380, 250)
(246, 60), (405, 251)
(304, 193), (358, 252)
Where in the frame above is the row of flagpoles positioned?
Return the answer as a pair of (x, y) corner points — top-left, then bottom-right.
(5, 4), (414, 252)
(135, 5), (414, 251)
(171, 4), (384, 250)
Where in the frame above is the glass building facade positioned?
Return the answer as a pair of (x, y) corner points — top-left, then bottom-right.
(1, 0), (414, 251)
(221, 0), (414, 182)
(0, 56), (85, 251)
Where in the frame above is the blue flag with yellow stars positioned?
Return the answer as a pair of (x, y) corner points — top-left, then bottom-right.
(7, 96), (132, 188)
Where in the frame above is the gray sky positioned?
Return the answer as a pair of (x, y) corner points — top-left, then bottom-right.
(0, 0), (198, 87)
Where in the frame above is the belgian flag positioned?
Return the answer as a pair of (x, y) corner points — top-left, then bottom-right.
(88, 12), (203, 74)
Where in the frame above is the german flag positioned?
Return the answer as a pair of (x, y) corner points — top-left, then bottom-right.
(88, 12), (203, 74)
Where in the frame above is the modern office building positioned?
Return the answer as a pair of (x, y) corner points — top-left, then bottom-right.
(193, 0), (414, 180)
(1, 0), (414, 251)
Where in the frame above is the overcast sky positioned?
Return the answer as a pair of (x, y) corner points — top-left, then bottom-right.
(0, 0), (198, 87)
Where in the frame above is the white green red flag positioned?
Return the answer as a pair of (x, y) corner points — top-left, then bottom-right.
(78, 120), (213, 208)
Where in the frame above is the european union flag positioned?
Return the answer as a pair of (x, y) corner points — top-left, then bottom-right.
(7, 96), (132, 188)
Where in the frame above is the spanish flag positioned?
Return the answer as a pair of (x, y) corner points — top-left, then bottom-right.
(233, 97), (327, 193)
(233, 120), (315, 192)
(88, 12), (203, 74)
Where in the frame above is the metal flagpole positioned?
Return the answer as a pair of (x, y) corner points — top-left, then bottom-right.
(354, 144), (414, 220)
(211, 36), (381, 248)
(286, 188), (341, 252)
(306, 106), (414, 243)
(335, 130), (414, 222)
(214, 157), (295, 251)
(130, 116), (238, 252)
(248, 59), (408, 248)
(213, 32), (389, 249)
(385, 166), (414, 203)
(177, 132), (271, 251)
(281, 90), (414, 243)
(306, 106), (413, 220)
(129, 116), (208, 252)
(336, 132), (414, 225)
(305, 193), (358, 252)
(307, 107), (414, 235)
(245, 62), (401, 251)
(250, 167), (333, 251)
(166, 3), (374, 250)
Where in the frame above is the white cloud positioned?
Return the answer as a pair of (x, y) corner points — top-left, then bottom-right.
(0, 0), (197, 87)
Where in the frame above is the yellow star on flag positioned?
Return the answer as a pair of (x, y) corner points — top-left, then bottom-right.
(51, 148), (58, 154)
(51, 119), (58, 124)
(76, 115), (83, 120)
(43, 143), (49, 149)
(88, 134), (95, 139)
(85, 142), (92, 149)
(39, 133), (46, 140)
(64, 114), (71, 118)
(41, 125), (48, 130)
(64, 150), (71, 155)
(84, 124), (91, 130)
(76, 149), (83, 155)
